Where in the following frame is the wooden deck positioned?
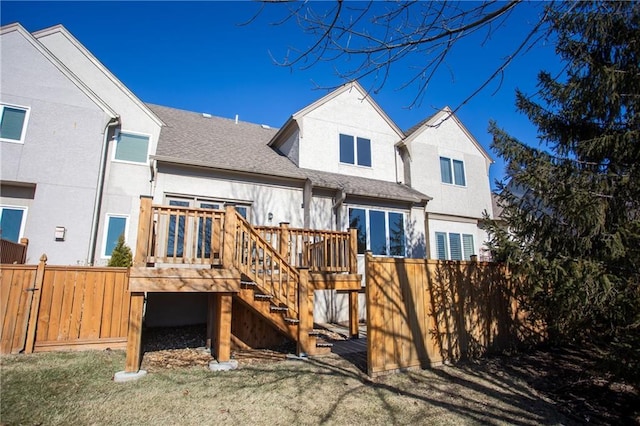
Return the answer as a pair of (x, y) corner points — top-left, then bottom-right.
(124, 197), (361, 373)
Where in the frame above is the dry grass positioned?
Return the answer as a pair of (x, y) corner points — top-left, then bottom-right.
(0, 348), (575, 426)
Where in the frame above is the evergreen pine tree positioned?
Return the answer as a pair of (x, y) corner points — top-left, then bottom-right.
(485, 1), (640, 379)
(108, 234), (133, 267)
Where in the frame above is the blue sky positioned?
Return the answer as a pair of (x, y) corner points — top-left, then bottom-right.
(1, 1), (562, 189)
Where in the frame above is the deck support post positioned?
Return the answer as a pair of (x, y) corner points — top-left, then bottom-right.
(222, 206), (238, 269)
(212, 293), (232, 362)
(206, 294), (215, 349)
(124, 292), (145, 373)
(297, 268), (313, 356)
(348, 290), (359, 339)
(121, 195), (153, 375)
(349, 228), (358, 274)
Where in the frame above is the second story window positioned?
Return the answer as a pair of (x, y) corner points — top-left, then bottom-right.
(0, 104), (29, 143)
(114, 131), (150, 164)
(340, 134), (371, 167)
(440, 157), (466, 186)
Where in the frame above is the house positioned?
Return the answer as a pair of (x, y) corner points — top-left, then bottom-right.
(1, 23), (494, 326)
(1, 23), (162, 265)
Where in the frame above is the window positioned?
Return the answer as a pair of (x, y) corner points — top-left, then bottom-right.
(348, 208), (405, 256)
(167, 200), (189, 257)
(197, 202), (220, 258)
(103, 215), (128, 257)
(340, 133), (371, 167)
(434, 232), (475, 260)
(164, 196), (249, 258)
(0, 206), (27, 242)
(440, 157), (466, 186)
(114, 131), (150, 163)
(0, 104), (29, 143)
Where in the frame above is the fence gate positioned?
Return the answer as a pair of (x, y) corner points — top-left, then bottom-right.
(0, 264), (38, 354)
(0, 257), (130, 354)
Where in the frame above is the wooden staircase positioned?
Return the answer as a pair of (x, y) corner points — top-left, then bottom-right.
(226, 211), (332, 355)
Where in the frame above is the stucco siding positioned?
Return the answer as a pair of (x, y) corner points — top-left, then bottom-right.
(34, 30), (164, 264)
(428, 217), (488, 260)
(409, 118), (492, 219)
(297, 88), (402, 182)
(154, 165), (306, 227)
(1, 28), (112, 265)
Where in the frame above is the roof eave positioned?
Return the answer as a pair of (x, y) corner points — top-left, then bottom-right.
(32, 24), (165, 127)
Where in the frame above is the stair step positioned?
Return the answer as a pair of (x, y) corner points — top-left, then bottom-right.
(270, 305), (288, 313)
(284, 317), (300, 324)
(316, 340), (334, 348)
(254, 294), (274, 301)
(240, 280), (256, 286)
(308, 330), (323, 337)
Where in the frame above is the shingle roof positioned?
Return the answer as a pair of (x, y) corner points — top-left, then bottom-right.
(148, 103), (431, 205)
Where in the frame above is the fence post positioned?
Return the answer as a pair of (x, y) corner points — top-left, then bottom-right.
(297, 267), (312, 356)
(222, 206), (238, 269)
(19, 238), (29, 264)
(134, 196), (153, 266)
(349, 228), (358, 274)
(278, 222), (290, 261)
(24, 254), (47, 354)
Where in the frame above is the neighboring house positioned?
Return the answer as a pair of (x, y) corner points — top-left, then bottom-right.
(1, 23), (163, 265)
(1, 23), (494, 324)
(1, 24), (117, 264)
(400, 108), (494, 262)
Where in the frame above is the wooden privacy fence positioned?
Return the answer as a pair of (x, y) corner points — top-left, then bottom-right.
(1, 256), (130, 354)
(366, 254), (543, 376)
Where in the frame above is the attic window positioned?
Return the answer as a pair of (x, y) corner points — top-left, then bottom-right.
(440, 157), (466, 186)
(340, 133), (371, 167)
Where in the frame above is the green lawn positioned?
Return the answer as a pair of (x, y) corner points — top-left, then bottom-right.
(1, 350), (569, 425)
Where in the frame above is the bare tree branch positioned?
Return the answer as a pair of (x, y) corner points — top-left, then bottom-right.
(257, 1), (557, 113)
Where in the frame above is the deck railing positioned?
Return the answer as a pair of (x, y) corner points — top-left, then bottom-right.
(1, 238), (28, 264)
(255, 226), (357, 273)
(228, 210), (299, 318)
(136, 197), (357, 275)
(141, 203), (226, 265)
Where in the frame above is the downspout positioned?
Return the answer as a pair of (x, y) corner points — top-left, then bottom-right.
(332, 188), (346, 231)
(303, 179), (312, 228)
(87, 115), (120, 265)
(424, 204), (431, 259)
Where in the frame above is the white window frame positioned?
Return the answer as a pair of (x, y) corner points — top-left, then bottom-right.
(434, 231), (475, 260)
(112, 129), (151, 165)
(339, 133), (372, 168)
(440, 156), (467, 187)
(101, 214), (129, 259)
(164, 194), (251, 222)
(348, 206), (406, 257)
(0, 103), (31, 144)
(0, 205), (28, 242)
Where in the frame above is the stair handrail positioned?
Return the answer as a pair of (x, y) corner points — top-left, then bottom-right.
(225, 207), (300, 319)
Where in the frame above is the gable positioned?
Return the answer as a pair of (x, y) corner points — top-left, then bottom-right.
(272, 81), (405, 182)
(403, 108), (493, 163)
(293, 81), (404, 139)
(32, 25), (162, 128)
(0, 23), (116, 118)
